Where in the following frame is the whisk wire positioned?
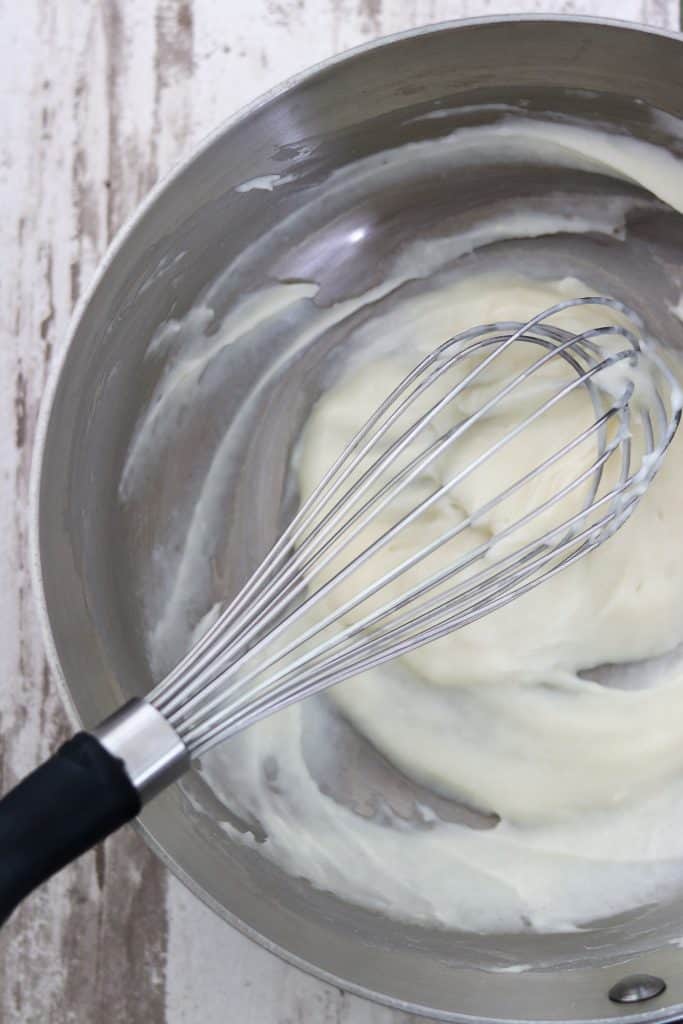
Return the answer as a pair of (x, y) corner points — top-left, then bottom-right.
(150, 298), (682, 757)
(161, 339), (633, 722)
(160, 330), (631, 715)
(156, 305), (608, 705)
(182, 427), (633, 749)
(175, 392), (627, 735)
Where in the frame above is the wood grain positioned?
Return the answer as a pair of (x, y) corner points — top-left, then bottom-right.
(0, 1), (679, 1021)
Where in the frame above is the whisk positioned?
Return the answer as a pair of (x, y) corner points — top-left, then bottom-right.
(0, 297), (679, 923)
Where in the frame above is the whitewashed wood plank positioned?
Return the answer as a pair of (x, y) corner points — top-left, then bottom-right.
(0, 1), (194, 1020)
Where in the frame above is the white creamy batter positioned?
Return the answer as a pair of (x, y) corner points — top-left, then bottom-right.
(123, 113), (683, 936)
(295, 273), (683, 824)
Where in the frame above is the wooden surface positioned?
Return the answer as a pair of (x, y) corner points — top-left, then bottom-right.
(0, 1), (680, 1021)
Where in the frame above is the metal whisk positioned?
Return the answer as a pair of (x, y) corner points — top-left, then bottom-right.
(0, 297), (679, 923)
(148, 296), (681, 755)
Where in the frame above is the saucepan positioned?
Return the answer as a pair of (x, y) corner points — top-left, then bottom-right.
(32, 15), (683, 1023)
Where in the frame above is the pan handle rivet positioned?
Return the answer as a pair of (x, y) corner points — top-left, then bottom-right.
(608, 975), (666, 1004)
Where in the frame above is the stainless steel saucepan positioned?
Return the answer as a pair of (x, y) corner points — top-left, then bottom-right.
(32, 16), (683, 1023)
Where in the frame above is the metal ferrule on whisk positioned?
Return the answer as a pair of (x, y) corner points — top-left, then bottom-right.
(94, 699), (189, 803)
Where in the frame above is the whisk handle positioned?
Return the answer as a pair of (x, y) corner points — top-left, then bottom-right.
(0, 732), (140, 925)
(0, 699), (189, 924)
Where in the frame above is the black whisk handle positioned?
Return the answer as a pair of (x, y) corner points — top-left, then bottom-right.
(0, 732), (140, 924)
(0, 698), (189, 924)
